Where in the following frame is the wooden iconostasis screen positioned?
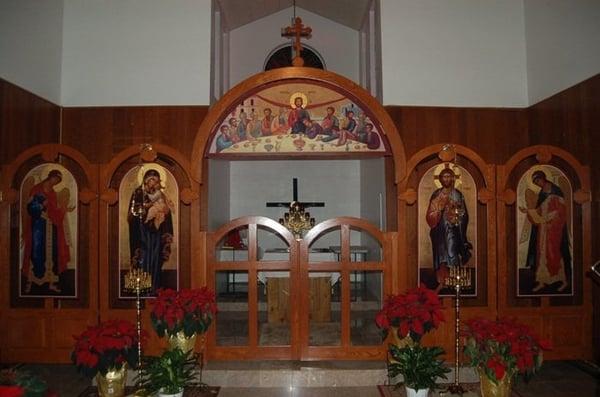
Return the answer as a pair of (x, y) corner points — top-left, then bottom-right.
(497, 146), (592, 359)
(0, 145), (98, 362)
(99, 145), (197, 312)
(398, 144), (496, 309)
(5, 148), (97, 309)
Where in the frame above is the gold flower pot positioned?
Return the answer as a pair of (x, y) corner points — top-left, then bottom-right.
(96, 365), (127, 397)
(168, 331), (197, 353)
(388, 326), (414, 363)
(479, 368), (512, 397)
(390, 327), (413, 347)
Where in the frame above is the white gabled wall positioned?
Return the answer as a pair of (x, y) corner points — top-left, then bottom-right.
(0, 0), (63, 103)
(60, 0), (211, 106)
(524, 0), (600, 105)
(228, 7), (359, 88)
(380, 0), (528, 107)
(1, 1), (598, 107)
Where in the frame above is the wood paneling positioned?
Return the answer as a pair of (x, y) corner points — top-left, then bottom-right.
(528, 74), (600, 253)
(0, 79), (60, 164)
(6, 317), (47, 348)
(385, 106), (529, 164)
(1, 71), (598, 363)
(527, 75), (600, 362)
(61, 106), (209, 163)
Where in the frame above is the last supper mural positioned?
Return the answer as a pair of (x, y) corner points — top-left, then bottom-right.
(208, 82), (387, 155)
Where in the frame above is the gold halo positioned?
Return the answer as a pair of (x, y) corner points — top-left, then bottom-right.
(136, 163), (167, 187)
(432, 163), (463, 189)
(523, 165), (555, 193)
(289, 92), (308, 109)
(41, 164), (71, 193)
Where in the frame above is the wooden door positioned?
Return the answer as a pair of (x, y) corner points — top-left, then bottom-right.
(205, 216), (391, 360)
(206, 216), (299, 360)
(299, 217), (391, 360)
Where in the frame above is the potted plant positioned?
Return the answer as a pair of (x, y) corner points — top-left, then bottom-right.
(375, 285), (445, 344)
(72, 319), (146, 397)
(388, 343), (450, 397)
(150, 288), (217, 352)
(463, 317), (552, 397)
(0, 367), (56, 397)
(136, 348), (199, 397)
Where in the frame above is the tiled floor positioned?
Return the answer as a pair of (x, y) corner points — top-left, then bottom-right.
(10, 359), (600, 396)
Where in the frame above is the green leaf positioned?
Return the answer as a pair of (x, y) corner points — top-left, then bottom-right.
(387, 344), (450, 390)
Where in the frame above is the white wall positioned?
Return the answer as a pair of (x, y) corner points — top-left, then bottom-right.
(228, 7), (359, 88)
(229, 160), (361, 249)
(360, 158), (385, 230)
(61, 0), (211, 106)
(229, 159), (360, 220)
(524, 0), (600, 105)
(0, 0), (63, 103)
(208, 160), (231, 231)
(380, 0), (528, 107)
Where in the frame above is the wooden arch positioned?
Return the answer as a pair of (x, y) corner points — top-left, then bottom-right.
(399, 143), (495, 203)
(190, 67), (407, 184)
(396, 143), (497, 359)
(303, 216), (386, 246)
(497, 144), (591, 205)
(496, 144), (592, 360)
(99, 143), (198, 205)
(0, 144), (99, 363)
(212, 215), (296, 246)
(1, 144), (96, 205)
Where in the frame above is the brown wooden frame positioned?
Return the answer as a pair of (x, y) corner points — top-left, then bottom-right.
(98, 144), (199, 354)
(206, 216), (297, 360)
(497, 145), (592, 360)
(300, 217), (393, 360)
(0, 144), (98, 363)
(398, 143), (496, 358)
(205, 216), (393, 361)
(190, 67), (406, 359)
(190, 67), (407, 185)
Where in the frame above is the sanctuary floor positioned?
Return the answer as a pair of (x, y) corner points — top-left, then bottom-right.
(12, 359), (600, 396)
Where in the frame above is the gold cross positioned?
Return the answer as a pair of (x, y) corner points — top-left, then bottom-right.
(281, 17), (312, 67)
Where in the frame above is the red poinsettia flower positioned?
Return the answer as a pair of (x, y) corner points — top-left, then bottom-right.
(375, 284), (444, 341)
(0, 386), (25, 397)
(150, 287), (217, 338)
(71, 319), (145, 378)
(463, 317), (552, 383)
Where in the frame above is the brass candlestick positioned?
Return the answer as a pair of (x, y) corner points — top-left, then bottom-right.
(443, 266), (472, 396)
(124, 268), (152, 381)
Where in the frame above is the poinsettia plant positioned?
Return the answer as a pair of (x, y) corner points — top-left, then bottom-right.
(0, 367), (57, 397)
(463, 317), (552, 384)
(71, 319), (146, 378)
(150, 287), (217, 338)
(375, 285), (444, 342)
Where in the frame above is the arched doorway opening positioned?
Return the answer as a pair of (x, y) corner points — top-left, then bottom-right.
(192, 67), (406, 360)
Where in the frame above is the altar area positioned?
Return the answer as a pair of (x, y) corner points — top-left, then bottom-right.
(214, 245), (380, 348)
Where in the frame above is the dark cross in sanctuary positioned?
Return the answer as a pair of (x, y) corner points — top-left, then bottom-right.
(266, 178), (325, 209)
(281, 16), (312, 67)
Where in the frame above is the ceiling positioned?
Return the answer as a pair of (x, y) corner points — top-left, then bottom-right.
(216, 0), (372, 31)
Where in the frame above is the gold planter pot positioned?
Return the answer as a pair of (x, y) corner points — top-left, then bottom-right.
(388, 326), (414, 363)
(479, 368), (513, 397)
(168, 331), (197, 353)
(96, 365), (127, 397)
(390, 327), (413, 348)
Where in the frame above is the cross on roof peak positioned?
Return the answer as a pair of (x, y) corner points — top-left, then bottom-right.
(281, 17), (312, 67)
